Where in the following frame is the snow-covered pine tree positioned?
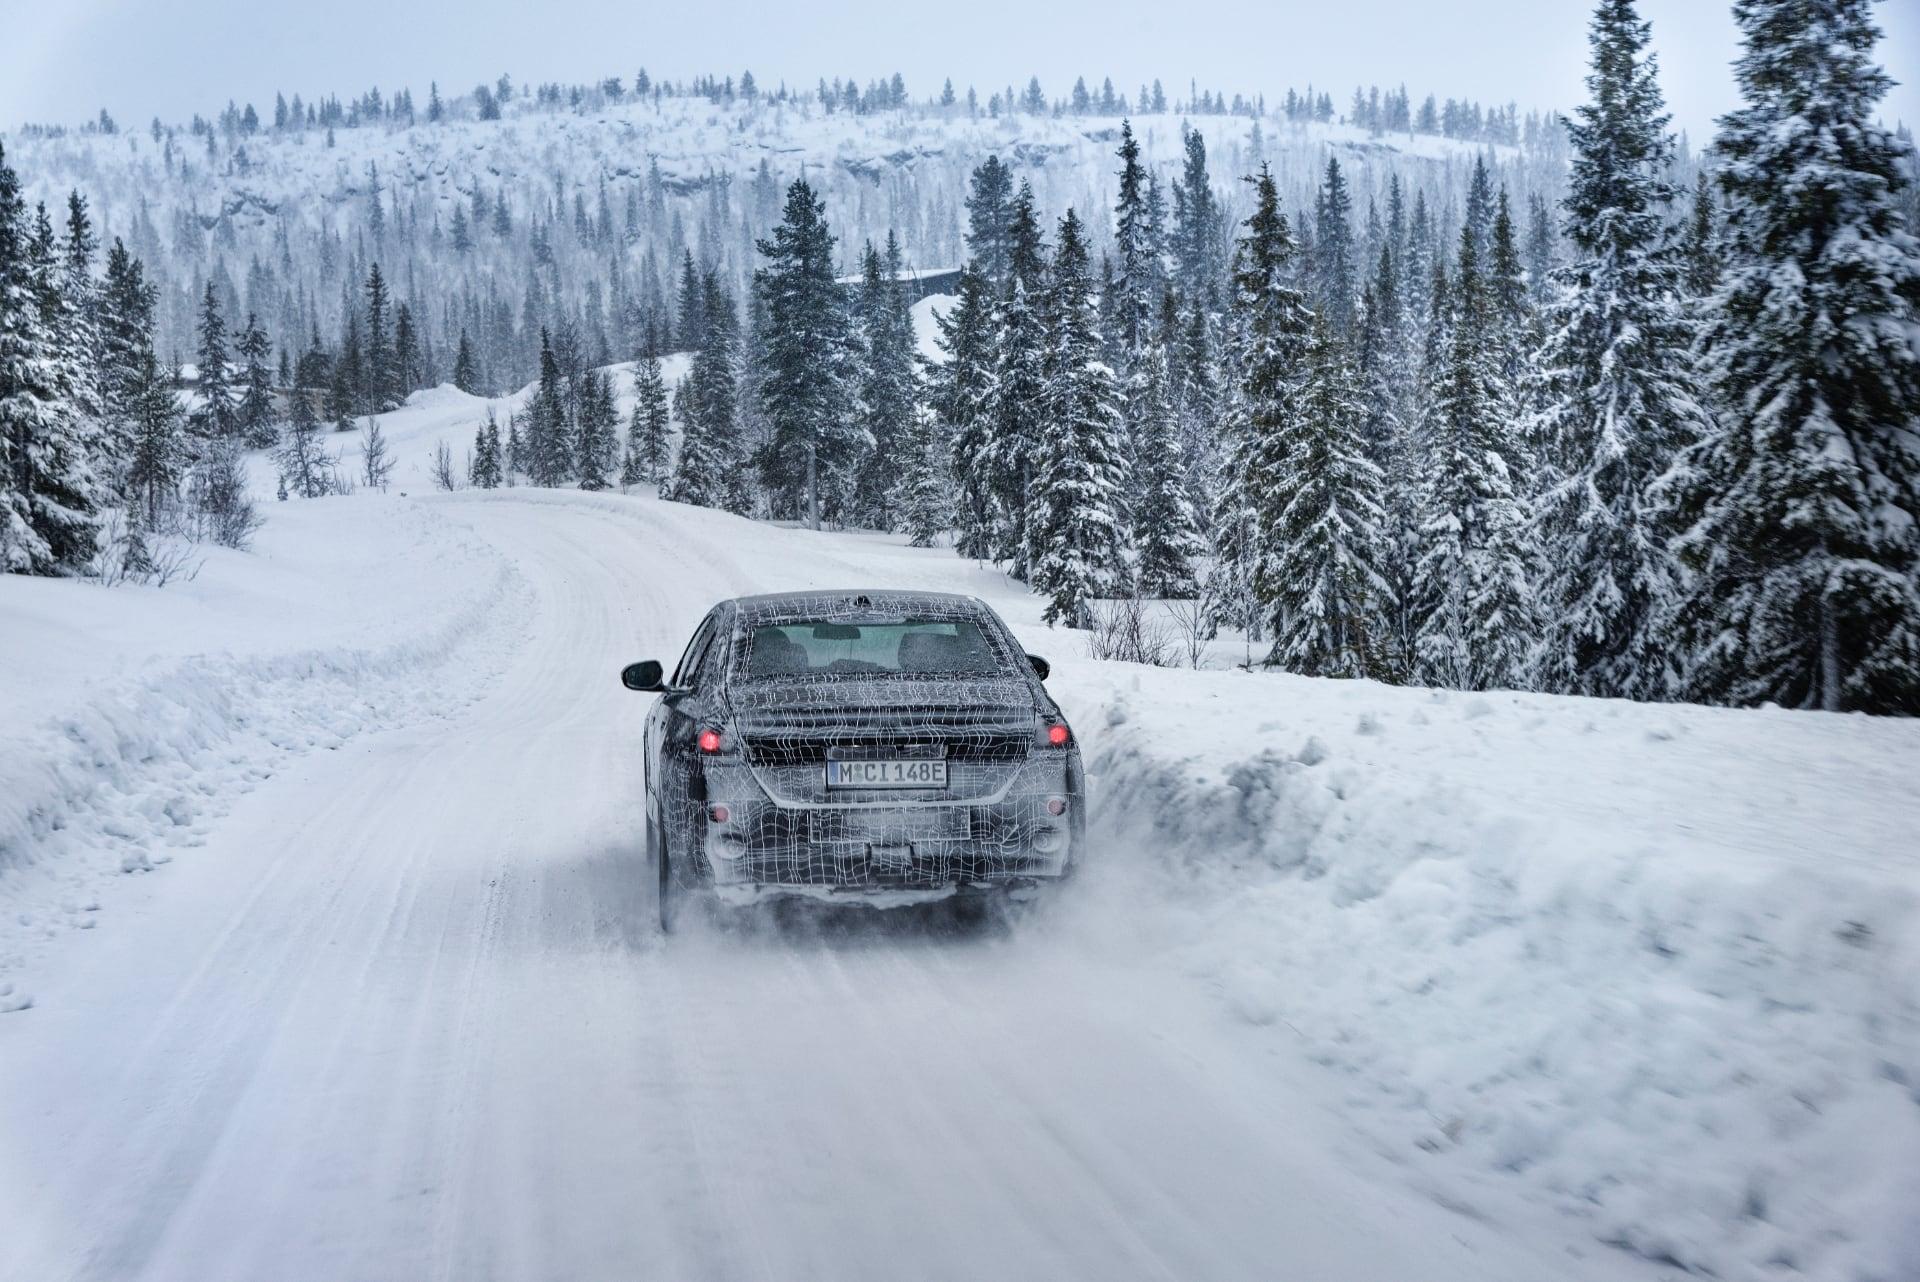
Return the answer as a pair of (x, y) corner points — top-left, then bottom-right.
(470, 408), (503, 490)
(277, 383), (328, 498)
(1314, 157), (1357, 339)
(504, 414), (523, 486)
(1665, 0), (1920, 714)
(1262, 314), (1392, 677)
(1031, 209), (1127, 628)
(1214, 166), (1313, 645)
(1681, 172), (1721, 298)
(626, 343), (671, 486)
(755, 178), (854, 527)
(1127, 335), (1204, 598)
(929, 264), (998, 560)
(1, 169), (105, 575)
(525, 328), (573, 485)
(1111, 120), (1158, 356)
(236, 313), (276, 447)
(850, 233), (918, 529)
(1412, 227), (1536, 691)
(1170, 127), (1223, 302)
(897, 403), (951, 549)
(1172, 294), (1222, 524)
(192, 282), (235, 439)
(1532, 0), (1705, 700)
(452, 328), (478, 394)
(574, 367), (618, 490)
(987, 270), (1048, 578)
(964, 156), (1014, 289)
(364, 263), (393, 411)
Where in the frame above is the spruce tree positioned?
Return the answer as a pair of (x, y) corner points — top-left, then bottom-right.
(470, 409), (504, 489)
(627, 344), (672, 485)
(1532, 0), (1706, 700)
(964, 156), (1014, 288)
(236, 313), (276, 446)
(452, 329), (478, 394)
(364, 263), (393, 410)
(1170, 127), (1223, 300)
(850, 234), (918, 528)
(1313, 157), (1357, 338)
(897, 404), (952, 549)
(1412, 228), (1536, 691)
(989, 275), (1048, 578)
(277, 384), (327, 498)
(931, 264), (999, 561)
(192, 282), (235, 439)
(1263, 315), (1391, 676)
(575, 368), (618, 490)
(1216, 166), (1313, 644)
(1031, 209), (1128, 627)
(1127, 336), (1204, 597)
(755, 178), (855, 526)
(2, 163), (104, 574)
(1666, 0), (1920, 713)
(1111, 120), (1159, 355)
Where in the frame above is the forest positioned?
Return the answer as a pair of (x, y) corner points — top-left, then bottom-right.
(3, 0), (1917, 714)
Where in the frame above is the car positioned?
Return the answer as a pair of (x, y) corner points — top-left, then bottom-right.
(621, 589), (1085, 930)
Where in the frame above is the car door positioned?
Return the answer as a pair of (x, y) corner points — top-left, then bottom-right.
(645, 610), (722, 821)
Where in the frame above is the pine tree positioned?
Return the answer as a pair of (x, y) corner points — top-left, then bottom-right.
(1031, 209), (1128, 627)
(575, 368), (618, 490)
(525, 328), (573, 485)
(755, 178), (855, 526)
(364, 263), (393, 410)
(452, 329), (478, 394)
(1314, 157), (1357, 338)
(931, 264), (999, 560)
(1681, 171), (1721, 297)
(1263, 315), (1391, 676)
(850, 234), (918, 528)
(1170, 127), (1223, 300)
(1412, 228), (1536, 691)
(988, 275), (1048, 578)
(1214, 166), (1313, 644)
(1111, 120), (1159, 356)
(2, 166), (105, 574)
(277, 384), (327, 498)
(1665, 0), (1920, 714)
(1127, 336), (1204, 597)
(236, 313), (276, 446)
(1532, 0), (1706, 700)
(627, 344), (671, 485)
(964, 156), (1014, 288)
(897, 403), (952, 549)
(470, 408), (504, 489)
(191, 282), (235, 439)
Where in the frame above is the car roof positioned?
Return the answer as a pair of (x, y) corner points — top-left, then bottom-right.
(729, 589), (986, 616)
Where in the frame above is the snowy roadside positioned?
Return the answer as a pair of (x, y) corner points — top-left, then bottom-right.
(1038, 659), (1920, 1282)
(0, 494), (528, 1008)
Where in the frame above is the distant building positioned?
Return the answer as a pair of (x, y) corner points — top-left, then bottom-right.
(834, 264), (963, 305)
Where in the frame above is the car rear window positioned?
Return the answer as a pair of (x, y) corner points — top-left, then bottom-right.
(741, 618), (1009, 681)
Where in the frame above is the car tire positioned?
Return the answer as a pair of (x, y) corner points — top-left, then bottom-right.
(651, 813), (679, 935)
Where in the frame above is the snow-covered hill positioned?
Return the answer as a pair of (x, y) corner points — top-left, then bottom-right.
(1, 377), (1914, 1280)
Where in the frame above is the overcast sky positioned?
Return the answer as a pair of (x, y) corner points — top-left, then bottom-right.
(2, 0), (1915, 145)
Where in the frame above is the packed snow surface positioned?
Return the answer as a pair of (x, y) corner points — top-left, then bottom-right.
(1, 390), (1916, 1282)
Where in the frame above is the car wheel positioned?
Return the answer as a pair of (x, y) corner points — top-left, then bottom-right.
(651, 813), (679, 935)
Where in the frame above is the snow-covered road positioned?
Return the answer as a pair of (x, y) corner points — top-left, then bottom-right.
(0, 493), (1653, 1282)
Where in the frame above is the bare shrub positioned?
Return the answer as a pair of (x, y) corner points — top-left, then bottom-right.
(1085, 594), (1173, 667)
(88, 507), (204, 588)
(184, 441), (263, 550)
(429, 439), (462, 492)
(360, 418), (395, 491)
(1164, 593), (1216, 669)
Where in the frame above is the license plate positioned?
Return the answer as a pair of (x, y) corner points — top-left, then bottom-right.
(826, 759), (948, 789)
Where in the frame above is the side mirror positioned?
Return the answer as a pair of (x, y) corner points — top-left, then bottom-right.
(1027, 653), (1051, 681)
(621, 659), (665, 692)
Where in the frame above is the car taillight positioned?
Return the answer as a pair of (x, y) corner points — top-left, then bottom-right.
(1044, 722), (1071, 747)
(1046, 796), (1068, 816)
(708, 803), (730, 824)
(697, 728), (723, 754)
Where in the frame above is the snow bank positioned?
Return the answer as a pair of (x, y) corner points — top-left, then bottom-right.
(1045, 662), (1920, 1281)
(0, 494), (529, 1001)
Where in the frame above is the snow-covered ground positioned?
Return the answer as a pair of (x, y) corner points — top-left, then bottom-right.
(2, 388), (1916, 1281)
